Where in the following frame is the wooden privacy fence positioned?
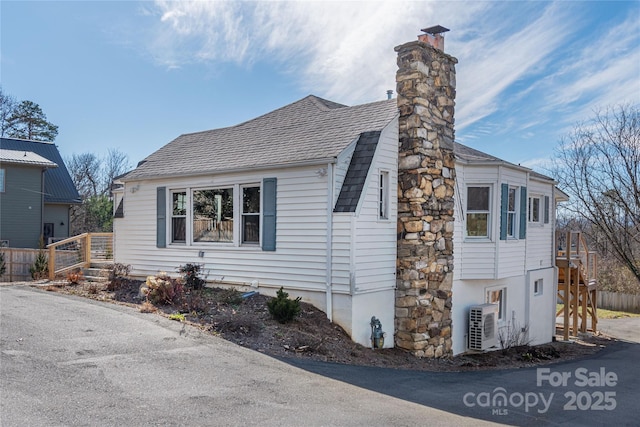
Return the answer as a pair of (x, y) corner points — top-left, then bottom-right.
(0, 248), (41, 282)
(597, 291), (640, 314)
(47, 233), (113, 280)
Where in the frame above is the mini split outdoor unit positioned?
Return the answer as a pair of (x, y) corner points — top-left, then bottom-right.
(468, 303), (499, 351)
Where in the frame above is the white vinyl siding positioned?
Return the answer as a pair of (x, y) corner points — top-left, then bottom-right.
(525, 179), (555, 271)
(115, 166), (329, 291)
(351, 118), (398, 293)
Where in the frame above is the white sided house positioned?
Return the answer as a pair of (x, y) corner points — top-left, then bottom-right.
(114, 28), (562, 357)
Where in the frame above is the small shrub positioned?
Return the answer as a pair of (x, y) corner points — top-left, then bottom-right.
(85, 283), (99, 294)
(66, 270), (84, 285)
(139, 301), (157, 313)
(30, 236), (48, 280)
(267, 287), (301, 324)
(168, 313), (185, 322)
(219, 287), (243, 305)
(106, 263), (131, 291)
(140, 273), (183, 305)
(498, 321), (531, 352)
(177, 263), (205, 290)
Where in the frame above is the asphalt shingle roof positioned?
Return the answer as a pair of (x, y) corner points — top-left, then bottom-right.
(124, 95), (399, 181)
(454, 142), (555, 182)
(334, 131), (381, 213)
(0, 138), (82, 204)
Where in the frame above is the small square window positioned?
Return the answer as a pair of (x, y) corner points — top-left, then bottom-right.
(529, 196), (541, 223)
(487, 287), (507, 321)
(534, 279), (543, 296)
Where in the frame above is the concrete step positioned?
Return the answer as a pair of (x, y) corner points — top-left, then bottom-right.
(82, 266), (111, 282)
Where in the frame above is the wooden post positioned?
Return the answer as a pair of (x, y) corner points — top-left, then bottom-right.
(572, 264), (579, 336)
(48, 245), (55, 280)
(592, 287), (598, 332)
(580, 284), (587, 333)
(85, 234), (92, 267)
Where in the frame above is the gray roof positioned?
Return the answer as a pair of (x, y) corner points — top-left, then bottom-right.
(334, 131), (381, 213)
(454, 142), (555, 182)
(0, 149), (58, 168)
(0, 138), (82, 204)
(124, 95), (398, 181)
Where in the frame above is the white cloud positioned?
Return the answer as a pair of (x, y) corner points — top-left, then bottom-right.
(142, 0), (638, 142)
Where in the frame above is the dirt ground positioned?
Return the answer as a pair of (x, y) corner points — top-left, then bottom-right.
(40, 279), (614, 372)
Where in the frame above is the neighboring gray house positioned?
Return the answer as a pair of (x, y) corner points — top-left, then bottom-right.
(0, 137), (81, 248)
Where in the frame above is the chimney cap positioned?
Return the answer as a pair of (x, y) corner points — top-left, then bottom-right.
(421, 25), (449, 35)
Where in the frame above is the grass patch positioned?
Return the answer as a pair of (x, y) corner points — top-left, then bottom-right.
(557, 304), (640, 319)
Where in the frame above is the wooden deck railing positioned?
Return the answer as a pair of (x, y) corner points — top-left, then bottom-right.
(47, 233), (113, 280)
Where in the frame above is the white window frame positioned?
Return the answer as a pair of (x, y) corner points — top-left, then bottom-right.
(170, 190), (187, 244)
(192, 187), (235, 244)
(486, 286), (507, 321)
(465, 185), (492, 239)
(379, 170), (390, 220)
(241, 184), (261, 245)
(169, 183), (262, 247)
(507, 186), (518, 238)
(528, 195), (542, 224)
(534, 279), (543, 296)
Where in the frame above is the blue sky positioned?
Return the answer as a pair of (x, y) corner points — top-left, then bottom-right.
(1, 1), (638, 173)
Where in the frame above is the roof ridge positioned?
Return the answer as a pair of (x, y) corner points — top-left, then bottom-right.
(0, 137), (55, 145)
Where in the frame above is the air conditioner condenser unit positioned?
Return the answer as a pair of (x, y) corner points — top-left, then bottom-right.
(468, 303), (499, 351)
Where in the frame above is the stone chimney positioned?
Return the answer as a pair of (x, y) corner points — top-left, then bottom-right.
(395, 26), (457, 358)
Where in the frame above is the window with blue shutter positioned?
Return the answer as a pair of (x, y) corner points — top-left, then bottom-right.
(156, 187), (166, 248)
(544, 196), (550, 224)
(262, 178), (277, 251)
(500, 183), (508, 240)
(519, 186), (527, 239)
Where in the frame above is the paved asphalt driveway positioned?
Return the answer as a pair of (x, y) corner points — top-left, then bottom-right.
(2, 284), (638, 426)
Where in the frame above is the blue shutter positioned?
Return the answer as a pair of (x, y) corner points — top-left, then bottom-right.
(157, 187), (166, 248)
(262, 178), (277, 251)
(544, 196), (550, 224)
(500, 183), (508, 240)
(519, 186), (527, 239)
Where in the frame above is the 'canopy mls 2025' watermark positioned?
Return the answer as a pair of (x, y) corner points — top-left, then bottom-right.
(463, 367), (618, 416)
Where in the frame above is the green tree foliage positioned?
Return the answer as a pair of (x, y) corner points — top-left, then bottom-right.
(67, 149), (131, 234)
(552, 105), (640, 285)
(85, 195), (114, 232)
(29, 236), (48, 280)
(0, 87), (17, 137)
(5, 100), (58, 141)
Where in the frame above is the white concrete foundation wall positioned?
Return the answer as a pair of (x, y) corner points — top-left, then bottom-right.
(452, 276), (530, 355)
(526, 267), (556, 346)
(350, 289), (395, 348)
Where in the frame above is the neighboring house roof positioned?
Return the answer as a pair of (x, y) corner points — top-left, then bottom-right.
(123, 95), (399, 181)
(0, 137), (82, 204)
(334, 131), (381, 213)
(0, 149), (58, 168)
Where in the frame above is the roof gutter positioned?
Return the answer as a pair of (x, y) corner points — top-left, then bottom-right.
(120, 157), (338, 183)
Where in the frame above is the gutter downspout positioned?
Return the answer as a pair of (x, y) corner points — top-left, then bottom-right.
(326, 162), (334, 322)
